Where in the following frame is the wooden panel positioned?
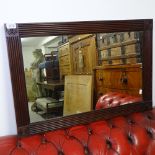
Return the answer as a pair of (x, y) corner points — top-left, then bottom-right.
(64, 75), (93, 116)
(111, 47), (122, 57)
(60, 65), (71, 75)
(124, 32), (136, 41)
(125, 44), (136, 55)
(71, 35), (97, 74)
(59, 43), (70, 56)
(59, 55), (70, 65)
(97, 31), (142, 65)
(58, 42), (72, 80)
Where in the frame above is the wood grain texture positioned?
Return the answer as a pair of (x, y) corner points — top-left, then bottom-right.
(4, 19), (153, 136)
(58, 42), (72, 80)
(94, 64), (142, 101)
(17, 20), (149, 37)
(70, 35), (97, 74)
(5, 26), (30, 126)
(64, 75), (93, 115)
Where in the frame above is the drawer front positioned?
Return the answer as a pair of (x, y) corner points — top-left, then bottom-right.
(94, 65), (142, 98)
(110, 68), (142, 89)
(125, 67), (142, 89)
(59, 47), (69, 57)
(60, 65), (71, 75)
(95, 70), (103, 87)
(95, 69), (111, 88)
(59, 43), (70, 57)
(59, 55), (70, 66)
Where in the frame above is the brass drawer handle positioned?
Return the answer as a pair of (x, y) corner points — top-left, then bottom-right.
(120, 72), (128, 84)
(99, 77), (103, 81)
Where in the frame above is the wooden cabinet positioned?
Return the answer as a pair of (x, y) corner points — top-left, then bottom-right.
(94, 64), (142, 101)
(69, 34), (97, 74)
(58, 42), (72, 80)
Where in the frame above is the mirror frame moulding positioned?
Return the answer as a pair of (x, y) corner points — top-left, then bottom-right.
(4, 19), (153, 136)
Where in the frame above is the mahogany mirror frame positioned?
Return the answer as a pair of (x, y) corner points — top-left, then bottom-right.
(4, 19), (153, 136)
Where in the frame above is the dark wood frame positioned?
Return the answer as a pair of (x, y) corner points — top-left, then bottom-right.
(4, 19), (153, 136)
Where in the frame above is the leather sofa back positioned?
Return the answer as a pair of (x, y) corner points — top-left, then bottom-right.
(0, 108), (155, 155)
(96, 92), (142, 109)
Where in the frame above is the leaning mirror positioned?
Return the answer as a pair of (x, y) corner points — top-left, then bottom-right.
(5, 19), (153, 136)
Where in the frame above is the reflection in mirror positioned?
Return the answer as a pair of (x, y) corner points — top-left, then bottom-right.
(21, 32), (143, 123)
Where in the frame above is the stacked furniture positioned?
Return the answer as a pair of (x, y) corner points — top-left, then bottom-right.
(94, 32), (143, 101)
(58, 34), (97, 76)
(35, 54), (64, 118)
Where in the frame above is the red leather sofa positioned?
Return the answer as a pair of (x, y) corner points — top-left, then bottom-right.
(0, 93), (155, 155)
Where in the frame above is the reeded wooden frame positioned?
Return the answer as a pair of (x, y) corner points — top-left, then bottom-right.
(4, 19), (153, 136)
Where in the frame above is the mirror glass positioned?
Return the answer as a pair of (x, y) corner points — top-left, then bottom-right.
(21, 32), (143, 123)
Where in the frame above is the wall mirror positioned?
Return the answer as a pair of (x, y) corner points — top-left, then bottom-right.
(5, 19), (153, 136)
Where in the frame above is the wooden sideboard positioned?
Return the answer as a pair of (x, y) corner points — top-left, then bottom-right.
(94, 64), (142, 101)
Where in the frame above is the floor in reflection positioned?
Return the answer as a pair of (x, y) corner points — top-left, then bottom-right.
(28, 102), (45, 123)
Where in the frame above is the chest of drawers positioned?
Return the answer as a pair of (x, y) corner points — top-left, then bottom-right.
(94, 64), (142, 101)
(58, 42), (72, 80)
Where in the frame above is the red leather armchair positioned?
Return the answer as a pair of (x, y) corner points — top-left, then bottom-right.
(96, 92), (142, 110)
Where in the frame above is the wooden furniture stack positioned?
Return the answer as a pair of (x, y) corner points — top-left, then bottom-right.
(94, 31), (143, 100)
(58, 34), (97, 78)
(58, 32), (143, 104)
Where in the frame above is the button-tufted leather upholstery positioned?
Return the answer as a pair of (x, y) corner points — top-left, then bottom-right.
(96, 92), (142, 109)
(0, 108), (155, 155)
(0, 92), (153, 155)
